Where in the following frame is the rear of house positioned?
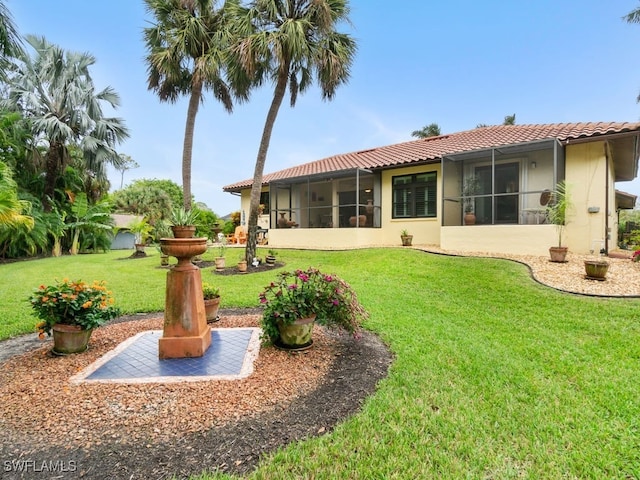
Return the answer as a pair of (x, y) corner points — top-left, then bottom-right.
(224, 122), (640, 255)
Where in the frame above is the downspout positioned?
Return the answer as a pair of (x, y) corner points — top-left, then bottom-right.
(604, 142), (611, 254)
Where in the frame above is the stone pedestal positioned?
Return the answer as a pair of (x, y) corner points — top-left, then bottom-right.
(159, 237), (211, 359)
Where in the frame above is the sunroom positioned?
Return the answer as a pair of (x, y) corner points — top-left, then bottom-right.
(262, 168), (382, 230)
(441, 139), (565, 227)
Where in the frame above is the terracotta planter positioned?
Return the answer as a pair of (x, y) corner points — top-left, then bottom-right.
(276, 315), (316, 349)
(401, 235), (413, 246)
(549, 246), (568, 263)
(160, 254), (169, 267)
(204, 297), (221, 323)
(464, 213), (476, 225)
(584, 260), (609, 280)
(51, 324), (93, 355)
(277, 213), (289, 228)
(237, 260), (247, 273)
(215, 257), (226, 271)
(349, 215), (367, 227)
(171, 225), (196, 238)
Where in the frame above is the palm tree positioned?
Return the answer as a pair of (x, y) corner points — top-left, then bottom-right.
(114, 154), (139, 189)
(0, 0), (24, 82)
(503, 113), (516, 125)
(233, 0), (357, 261)
(143, 0), (250, 210)
(411, 123), (441, 138)
(3, 35), (129, 212)
(476, 113), (516, 128)
(625, 7), (640, 101)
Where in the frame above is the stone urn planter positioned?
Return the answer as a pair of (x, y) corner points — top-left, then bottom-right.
(170, 225), (196, 239)
(584, 259), (609, 280)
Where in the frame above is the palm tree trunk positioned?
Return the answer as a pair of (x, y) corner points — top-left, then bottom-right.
(182, 79), (203, 210)
(245, 67), (289, 262)
(43, 143), (62, 213)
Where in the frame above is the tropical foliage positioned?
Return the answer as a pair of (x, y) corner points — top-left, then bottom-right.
(411, 123), (441, 138)
(3, 35), (129, 212)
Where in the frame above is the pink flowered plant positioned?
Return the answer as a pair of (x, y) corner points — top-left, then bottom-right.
(259, 267), (368, 344)
(632, 250), (640, 262)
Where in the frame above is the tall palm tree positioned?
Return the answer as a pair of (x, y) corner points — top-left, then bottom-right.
(233, 0), (357, 261)
(411, 123), (441, 138)
(3, 35), (129, 212)
(144, 0), (250, 210)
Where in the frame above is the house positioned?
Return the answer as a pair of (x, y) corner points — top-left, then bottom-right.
(110, 214), (144, 250)
(223, 122), (640, 256)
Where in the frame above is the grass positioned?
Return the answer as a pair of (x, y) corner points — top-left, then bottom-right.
(2, 247), (640, 478)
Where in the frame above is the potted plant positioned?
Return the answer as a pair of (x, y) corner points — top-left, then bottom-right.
(237, 255), (248, 273)
(400, 229), (413, 246)
(546, 181), (571, 262)
(215, 237), (226, 271)
(265, 249), (277, 265)
(202, 282), (221, 323)
(169, 206), (200, 238)
(584, 258), (609, 280)
(258, 268), (368, 350)
(30, 279), (120, 354)
(127, 217), (153, 255)
(154, 219), (172, 266)
(462, 175), (480, 225)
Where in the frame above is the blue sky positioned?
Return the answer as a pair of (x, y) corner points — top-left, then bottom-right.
(9, 0), (640, 214)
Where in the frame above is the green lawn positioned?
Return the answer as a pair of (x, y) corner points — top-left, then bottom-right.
(2, 247), (639, 479)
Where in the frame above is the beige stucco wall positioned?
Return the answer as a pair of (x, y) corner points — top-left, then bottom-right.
(441, 225), (558, 255)
(564, 141), (610, 254)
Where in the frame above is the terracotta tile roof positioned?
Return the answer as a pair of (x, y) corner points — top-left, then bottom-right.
(223, 122), (640, 191)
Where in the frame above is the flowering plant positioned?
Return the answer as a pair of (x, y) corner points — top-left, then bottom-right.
(632, 250), (640, 262)
(30, 279), (120, 338)
(258, 268), (368, 343)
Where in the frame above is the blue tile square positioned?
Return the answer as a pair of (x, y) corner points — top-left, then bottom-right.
(86, 328), (255, 381)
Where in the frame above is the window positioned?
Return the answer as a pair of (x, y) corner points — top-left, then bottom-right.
(392, 172), (437, 218)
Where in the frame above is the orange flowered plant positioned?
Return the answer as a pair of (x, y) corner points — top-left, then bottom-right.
(29, 279), (120, 338)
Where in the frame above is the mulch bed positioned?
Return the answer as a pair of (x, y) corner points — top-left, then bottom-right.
(0, 311), (393, 480)
(198, 260), (285, 275)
